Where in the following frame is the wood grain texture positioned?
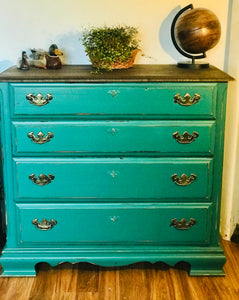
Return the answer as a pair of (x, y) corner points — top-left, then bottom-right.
(175, 8), (221, 54)
(0, 65), (234, 82)
(0, 240), (238, 300)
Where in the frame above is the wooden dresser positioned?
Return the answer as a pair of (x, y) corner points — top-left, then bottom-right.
(0, 65), (233, 276)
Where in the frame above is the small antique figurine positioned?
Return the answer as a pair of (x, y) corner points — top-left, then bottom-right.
(30, 44), (63, 69)
(18, 51), (30, 70)
(30, 48), (47, 69)
(45, 44), (63, 69)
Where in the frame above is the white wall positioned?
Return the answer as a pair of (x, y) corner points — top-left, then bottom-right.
(220, 0), (239, 240)
(0, 0), (229, 68)
(0, 0), (238, 239)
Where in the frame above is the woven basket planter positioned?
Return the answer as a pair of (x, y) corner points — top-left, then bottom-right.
(90, 49), (139, 70)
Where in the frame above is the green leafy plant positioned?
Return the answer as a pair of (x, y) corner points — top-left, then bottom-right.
(81, 25), (140, 72)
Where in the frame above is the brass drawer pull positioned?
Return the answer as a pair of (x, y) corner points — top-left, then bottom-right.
(170, 218), (196, 230)
(29, 173), (55, 186)
(26, 93), (53, 106)
(108, 90), (120, 97)
(32, 218), (57, 230)
(174, 93), (200, 106)
(27, 131), (54, 144)
(171, 173), (197, 186)
(173, 131), (199, 144)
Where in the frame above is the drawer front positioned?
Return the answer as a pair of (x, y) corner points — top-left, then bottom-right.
(13, 121), (215, 156)
(11, 83), (216, 118)
(17, 203), (212, 245)
(14, 158), (213, 200)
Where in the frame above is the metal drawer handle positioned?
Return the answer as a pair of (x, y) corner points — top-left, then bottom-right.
(173, 131), (199, 144)
(26, 93), (53, 106)
(170, 218), (196, 230)
(174, 93), (200, 106)
(27, 131), (54, 144)
(29, 173), (55, 186)
(32, 218), (57, 230)
(108, 90), (120, 97)
(171, 173), (197, 186)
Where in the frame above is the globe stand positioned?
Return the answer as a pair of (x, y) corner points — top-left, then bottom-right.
(177, 58), (209, 69)
(171, 4), (210, 69)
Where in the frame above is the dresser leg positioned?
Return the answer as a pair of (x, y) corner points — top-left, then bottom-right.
(0, 244), (226, 277)
(189, 256), (226, 276)
(0, 260), (36, 277)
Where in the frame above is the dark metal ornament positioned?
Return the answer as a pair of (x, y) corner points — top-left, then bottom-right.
(29, 173), (55, 186)
(173, 131), (199, 144)
(171, 173), (197, 186)
(26, 93), (53, 106)
(170, 218), (196, 230)
(32, 218), (57, 230)
(19, 51), (30, 70)
(174, 93), (201, 106)
(27, 131), (54, 144)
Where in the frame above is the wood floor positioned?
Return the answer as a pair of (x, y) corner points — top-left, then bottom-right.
(0, 240), (238, 300)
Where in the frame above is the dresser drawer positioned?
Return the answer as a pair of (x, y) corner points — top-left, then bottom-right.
(12, 121), (215, 156)
(16, 203), (212, 245)
(10, 83), (216, 118)
(14, 158), (213, 200)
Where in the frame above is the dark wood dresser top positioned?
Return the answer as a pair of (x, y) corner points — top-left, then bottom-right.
(0, 64), (233, 83)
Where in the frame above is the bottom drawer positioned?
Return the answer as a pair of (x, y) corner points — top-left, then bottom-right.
(17, 203), (212, 245)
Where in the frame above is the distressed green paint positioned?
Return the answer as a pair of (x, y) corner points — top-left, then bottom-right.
(14, 158), (213, 200)
(13, 121), (215, 156)
(10, 83), (217, 118)
(17, 203), (212, 245)
(0, 66), (231, 276)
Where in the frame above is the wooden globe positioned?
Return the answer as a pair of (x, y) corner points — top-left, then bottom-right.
(174, 8), (221, 54)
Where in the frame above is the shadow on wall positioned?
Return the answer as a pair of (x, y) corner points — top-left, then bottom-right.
(0, 31), (95, 71)
(159, 6), (183, 64)
(52, 31), (90, 65)
(224, 0), (233, 72)
(0, 60), (14, 72)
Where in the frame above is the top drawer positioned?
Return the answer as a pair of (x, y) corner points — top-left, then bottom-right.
(10, 83), (217, 118)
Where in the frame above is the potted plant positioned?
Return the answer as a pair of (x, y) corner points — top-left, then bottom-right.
(81, 25), (140, 72)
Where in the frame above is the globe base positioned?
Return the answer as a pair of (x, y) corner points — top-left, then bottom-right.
(177, 61), (209, 69)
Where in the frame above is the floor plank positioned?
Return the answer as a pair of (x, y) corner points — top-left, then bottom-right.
(0, 240), (239, 300)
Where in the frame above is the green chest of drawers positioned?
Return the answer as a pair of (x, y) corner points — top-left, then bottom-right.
(0, 65), (232, 276)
